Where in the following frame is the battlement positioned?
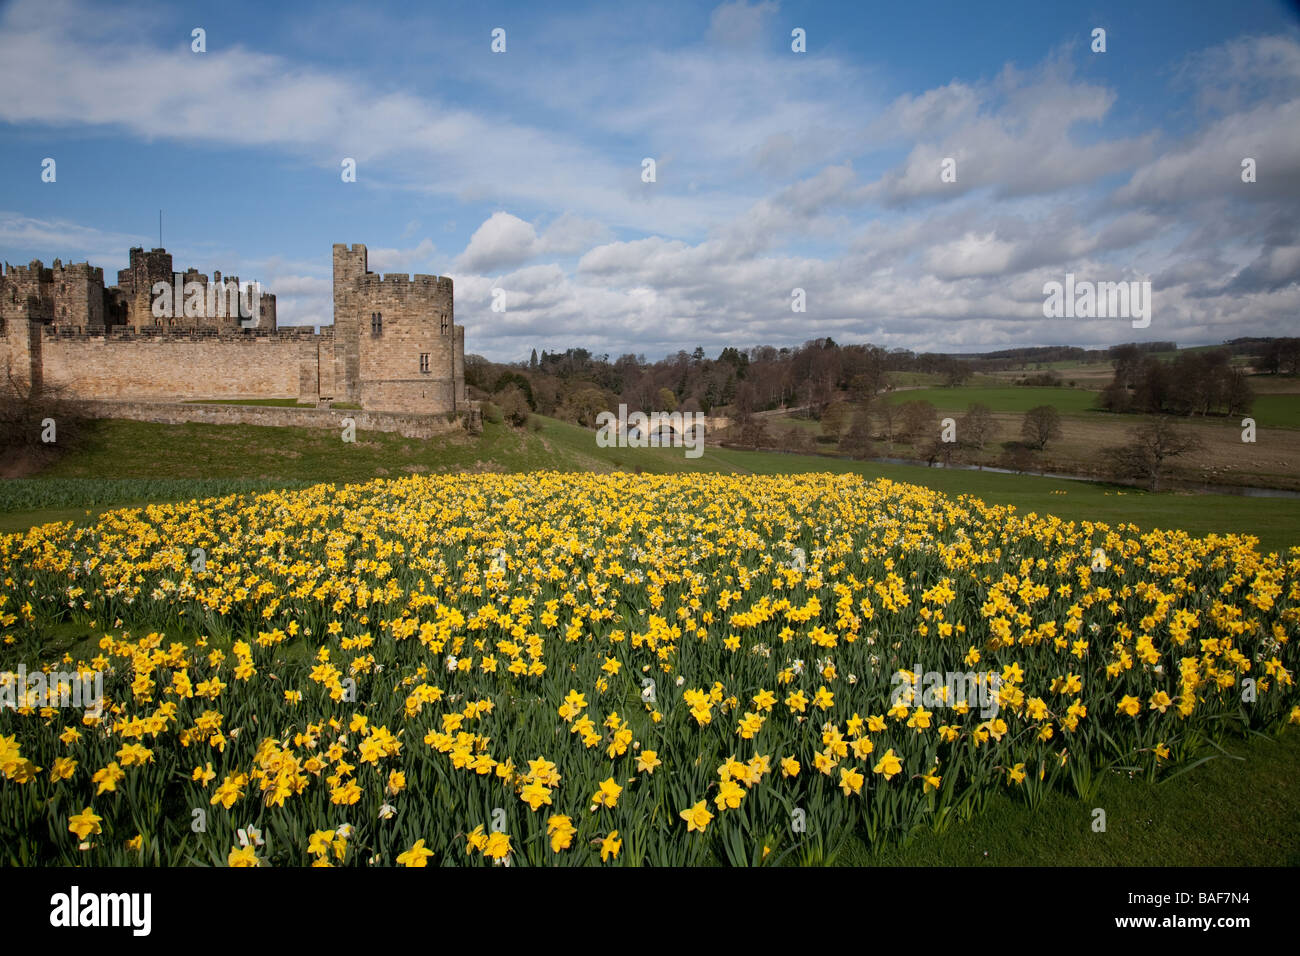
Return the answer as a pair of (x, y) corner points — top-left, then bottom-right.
(357, 273), (453, 292)
(40, 324), (314, 342)
(53, 261), (104, 283)
(4, 240), (462, 418)
(3, 260), (55, 281)
(172, 268), (248, 290)
(3, 259), (103, 282)
(123, 248), (173, 274)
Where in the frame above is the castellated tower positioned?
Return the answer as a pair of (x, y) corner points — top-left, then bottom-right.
(1, 241), (463, 418)
(332, 243), (367, 402)
(117, 247), (174, 331)
(332, 243), (466, 414)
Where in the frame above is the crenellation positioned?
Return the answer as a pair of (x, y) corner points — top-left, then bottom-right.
(2, 240), (464, 415)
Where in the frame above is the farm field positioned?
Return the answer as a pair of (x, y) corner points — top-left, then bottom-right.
(767, 411), (1300, 495)
(882, 386), (1102, 415)
(766, 377), (1300, 493)
(2, 471), (1297, 867)
(1249, 392), (1300, 428)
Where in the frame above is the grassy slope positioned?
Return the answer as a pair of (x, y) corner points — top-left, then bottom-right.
(4, 415), (1299, 552)
(3, 413), (1300, 866)
(844, 726), (1300, 866)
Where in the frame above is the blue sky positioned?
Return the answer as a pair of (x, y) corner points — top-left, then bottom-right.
(1, 0), (1298, 361)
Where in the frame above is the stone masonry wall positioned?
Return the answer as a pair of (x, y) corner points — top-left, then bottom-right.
(0, 316), (41, 391)
(50, 262), (104, 330)
(332, 244), (366, 401)
(38, 332), (317, 400)
(4, 242), (464, 416)
(356, 272), (457, 414)
(78, 399), (474, 440)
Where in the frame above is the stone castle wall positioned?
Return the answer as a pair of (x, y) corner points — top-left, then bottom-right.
(30, 326), (320, 401)
(355, 272), (458, 414)
(332, 244), (365, 401)
(76, 399), (476, 440)
(1, 242), (465, 419)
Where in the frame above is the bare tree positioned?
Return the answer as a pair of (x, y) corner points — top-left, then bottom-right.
(739, 415), (772, 448)
(958, 403), (997, 450)
(920, 435), (959, 467)
(820, 401), (853, 441)
(998, 443), (1038, 474)
(898, 400), (939, 444)
(781, 424), (815, 454)
(0, 367), (89, 472)
(876, 401), (899, 445)
(839, 407), (874, 460)
(1103, 418), (1203, 492)
(1021, 405), (1062, 450)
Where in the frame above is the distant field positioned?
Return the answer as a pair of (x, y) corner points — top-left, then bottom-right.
(4, 413), (1298, 553)
(1250, 392), (1300, 428)
(883, 385), (1101, 414)
(884, 371), (1005, 388)
(982, 363), (1113, 385)
(1248, 375), (1300, 394)
(987, 358), (1112, 372)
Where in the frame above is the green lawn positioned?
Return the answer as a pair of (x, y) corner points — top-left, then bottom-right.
(842, 725), (1300, 866)
(884, 385), (1102, 414)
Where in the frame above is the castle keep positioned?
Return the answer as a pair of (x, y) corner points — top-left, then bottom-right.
(0, 242), (466, 416)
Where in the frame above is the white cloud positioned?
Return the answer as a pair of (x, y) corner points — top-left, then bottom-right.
(455, 212), (614, 274)
(368, 240), (441, 276)
(3, 4), (1298, 360)
(708, 1), (781, 50)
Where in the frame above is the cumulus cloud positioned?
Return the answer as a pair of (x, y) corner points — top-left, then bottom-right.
(3, 2), (1298, 360)
(866, 60), (1156, 205)
(456, 214), (541, 274)
(455, 213), (615, 274)
(369, 240), (441, 275)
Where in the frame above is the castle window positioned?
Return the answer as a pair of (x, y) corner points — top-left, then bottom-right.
(419, 353), (430, 373)
(371, 312), (382, 336)
(441, 315), (449, 335)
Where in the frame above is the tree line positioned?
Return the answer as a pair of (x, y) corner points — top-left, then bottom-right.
(1099, 344), (1254, 417)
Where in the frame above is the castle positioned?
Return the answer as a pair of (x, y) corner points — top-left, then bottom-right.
(0, 243), (466, 415)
